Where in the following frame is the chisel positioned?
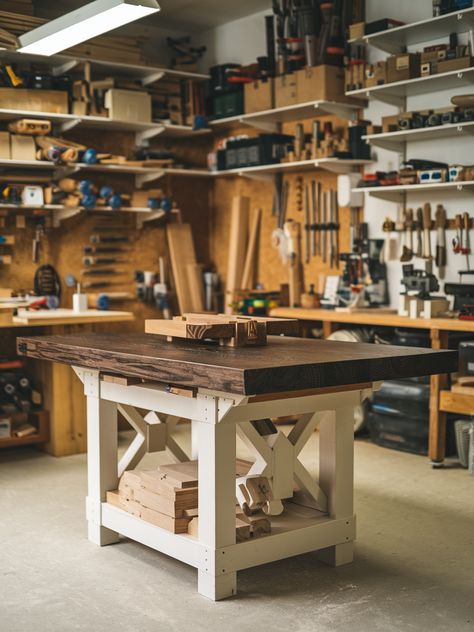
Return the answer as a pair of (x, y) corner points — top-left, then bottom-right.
(422, 203), (432, 259)
(90, 235), (130, 244)
(83, 246), (131, 254)
(81, 268), (126, 276)
(83, 256), (127, 266)
(310, 179), (317, 257)
(82, 280), (124, 289)
(304, 182), (311, 263)
(416, 207), (423, 258)
(435, 205), (447, 277)
(463, 211), (471, 271)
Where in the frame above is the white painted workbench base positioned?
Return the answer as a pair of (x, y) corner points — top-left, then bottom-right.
(75, 367), (372, 601)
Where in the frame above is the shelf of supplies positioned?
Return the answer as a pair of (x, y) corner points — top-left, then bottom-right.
(215, 158), (371, 178)
(210, 99), (365, 132)
(346, 66), (474, 107)
(0, 410), (49, 449)
(0, 50), (210, 83)
(361, 8), (474, 54)
(363, 119), (474, 151)
(353, 179), (474, 202)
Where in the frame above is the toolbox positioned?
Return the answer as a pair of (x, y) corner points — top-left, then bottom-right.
(212, 91), (244, 118)
(244, 79), (273, 114)
(220, 134), (292, 170)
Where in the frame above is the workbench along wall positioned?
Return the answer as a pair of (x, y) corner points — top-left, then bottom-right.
(365, 0), (474, 306)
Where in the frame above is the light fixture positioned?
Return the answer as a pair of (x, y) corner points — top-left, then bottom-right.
(17, 0), (160, 57)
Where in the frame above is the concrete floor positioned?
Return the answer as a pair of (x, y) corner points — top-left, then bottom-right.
(1, 427), (473, 632)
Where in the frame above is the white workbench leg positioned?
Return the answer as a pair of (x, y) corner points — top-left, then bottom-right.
(318, 405), (354, 567)
(197, 420), (237, 600)
(86, 392), (119, 546)
(191, 420), (199, 459)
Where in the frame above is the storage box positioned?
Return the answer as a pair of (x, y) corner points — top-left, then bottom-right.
(365, 61), (387, 87)
(0, 417), (11, 438)
(386, 53), (420, 83)
(275, 73), (297, 108)
(0, 88), (69, 113)
(0, 131), (10, 159)
(10, 134), (36, 161)
(349, 22), (365, 40)
(104, 89), (152, 122)
(244, 79), (274, 113)
(296, 65), (345, 103)
(381, 114), (400, 133)
(437, 56), (473, 74)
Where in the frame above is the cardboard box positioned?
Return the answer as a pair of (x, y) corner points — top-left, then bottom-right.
(381, 114), (400, 133)
(0, 88), (68, 113)
(104, 89), (152, 122)
(10, 134), (36, 161)
(244, 79), (274, 113)
(437, 56), (473, 74)
(297, 65), (345, 103)
(387, 53), (420, 83)
(349, 22), (365, 40)
(365, 61), (387, 87)
(275, 73), (297, 108)
(0, 131), (10, 159)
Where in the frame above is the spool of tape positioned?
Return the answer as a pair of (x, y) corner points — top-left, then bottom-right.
(337, 174), (363, 208)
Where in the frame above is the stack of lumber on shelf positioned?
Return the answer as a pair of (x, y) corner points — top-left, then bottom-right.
(107, 459), (271, 538)
(0, 10), (146, 64)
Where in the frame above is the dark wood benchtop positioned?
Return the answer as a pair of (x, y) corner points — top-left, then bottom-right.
(17, 333), (458, 396)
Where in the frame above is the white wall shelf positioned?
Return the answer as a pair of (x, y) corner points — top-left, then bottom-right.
(361, 8), (474, 54)
(346, 67), (474, 107)
(210, 99), (364, 132)
(353, 179), (474, 202)
(0, 50), (210, 83)
(363, 119), (474, 152)
(215, 158), (371, 179)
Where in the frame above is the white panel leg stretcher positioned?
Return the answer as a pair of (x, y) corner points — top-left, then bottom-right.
(76, 367), (373, 601)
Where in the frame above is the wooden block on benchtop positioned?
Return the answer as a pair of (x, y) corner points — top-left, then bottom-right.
(140, 506), (190, 534)
(145, 318), (235, 341)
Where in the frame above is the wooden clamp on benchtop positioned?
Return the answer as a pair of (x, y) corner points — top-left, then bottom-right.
(145, 313), (299, 347)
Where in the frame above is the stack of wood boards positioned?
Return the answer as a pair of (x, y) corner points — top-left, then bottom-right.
(107, 459), (271, 539)
(166, 223), (204, 314)
(0, 10), (146, 63)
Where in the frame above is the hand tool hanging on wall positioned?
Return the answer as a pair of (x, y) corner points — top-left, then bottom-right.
(265, 15), (277, 77)
(400, 208), (414, 262)
(321, 189), (328, 264)
(310, 179), (317, 257)
(83, 256), (127, 266)
(304, 182), (311, 264)
(453, 213), (463, 255)
(32, 216), (44, 264)
(81, 268), (125, 276)
(416, 207), (423, 258)
(294, 124), (304, 162)
(422, 203), (433, 260)
(90, 235), (130, 244)
(295, 174), (303, 211)
(435, 205), (447, 277)
(283, 219), (302, 307)
(333, 189), (340, 267)
(462, 211), (471, 271)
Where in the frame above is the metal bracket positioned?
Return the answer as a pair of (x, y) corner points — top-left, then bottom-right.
(52, 59), (79, 76)
(135, 170), (164, 188)
(141, 71), (165, 86)
(136, 209), (165, 229)
(57, 118), (81, 133)
(135, 126), (166, 146)
(52, 206), (82, 227)
(83, 370), (100, 398)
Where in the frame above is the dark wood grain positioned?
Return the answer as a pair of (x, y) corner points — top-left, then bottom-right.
(16, 333), (458, 396)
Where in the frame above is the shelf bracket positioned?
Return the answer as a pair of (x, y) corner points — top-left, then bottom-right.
(51, 206), (81, 228)
(141, 71), (165, 86)
(57, 118), (81, 133)
(364, 189), (404, 203)
(366, 138), (405, 153)
(135, 126), (165, 146)
(238, 172), (275, 183)
(316, 102), (360, 120)
(135, 171), (163, 188)
(240, 117), (278, 133)
(136, 209), (167, 229)
(52, 59), (79, 76)
(318, 161), (360, 174)
(368, 90), (405, 109)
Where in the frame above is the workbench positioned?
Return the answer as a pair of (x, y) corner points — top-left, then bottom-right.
(5, 310), (134, 456)
(17, 333), (456, 600)
(271, 307), (474, 465)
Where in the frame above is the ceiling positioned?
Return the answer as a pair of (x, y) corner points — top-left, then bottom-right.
(33, 0), (272, 33)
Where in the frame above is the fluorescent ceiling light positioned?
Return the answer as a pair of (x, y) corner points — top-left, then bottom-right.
(17, 0), (160, 56)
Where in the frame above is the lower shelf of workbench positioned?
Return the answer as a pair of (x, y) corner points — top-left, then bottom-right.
(101, 500), (354, 573)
